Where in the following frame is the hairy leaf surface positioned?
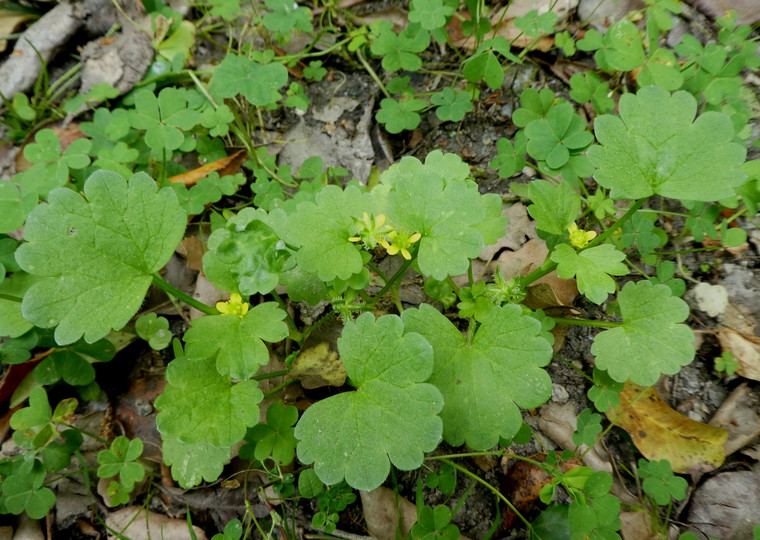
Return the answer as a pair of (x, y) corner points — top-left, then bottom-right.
(16, 171), (185, 345)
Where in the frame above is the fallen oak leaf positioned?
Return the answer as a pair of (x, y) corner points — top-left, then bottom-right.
(607, 382), (728, 475)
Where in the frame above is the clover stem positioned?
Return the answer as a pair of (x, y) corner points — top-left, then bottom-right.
(252, 369), (290, 381)
(151, 274), (218, 315)
(520, 199), (645, 288)
(262, 378), (298, 399)
(355, 48), (391, 99)
(434, 457), (534, 532)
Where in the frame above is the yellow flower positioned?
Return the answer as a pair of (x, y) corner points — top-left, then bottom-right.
(568, 222), (597, 249)
(349, 213), (392, 249)
(216, 293), (250, 318)
(379, 230), (422, 260)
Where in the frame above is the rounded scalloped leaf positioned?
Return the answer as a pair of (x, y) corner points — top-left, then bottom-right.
(588, 86), (746, 201)
(155, 355), (263, 447)
(591, 281), (695, 386)
(294, 313), (443, 491)
(402, 304), (553, 450)
(15, 171), (186, 345)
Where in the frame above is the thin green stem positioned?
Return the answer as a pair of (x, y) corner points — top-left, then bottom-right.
(372, 255), (415, 300)
(263, 378), (297, 399)
(435, 457), (533, 532)
(520, 199), (645, 288)
(550, 317), (623, 328)
(253, 369), (290, 381)
(355, 48), (390, 98)
(152, 274), (218, 315)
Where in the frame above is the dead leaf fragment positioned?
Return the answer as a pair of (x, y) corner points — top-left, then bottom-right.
(290, 318), (347, 389)
(607, 383), (728, 475)
(168, 149), (247, 186)
(106, 507), (207, 540)
(360, 487), (417, 540)
(716, 327), (760, 381)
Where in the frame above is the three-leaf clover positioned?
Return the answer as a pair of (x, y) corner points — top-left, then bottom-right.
(16, 171), (186, 345)
(591, 281), (695, 385)
(588, 86), (746, 201)
(551, 244), (628, 304)
(97, 436), (145, 493)
(370, 21), (430, 72)
(209, 54), (288, 107)
(573, 408), (603, 447)
(243, 403), (298, 465)
(431, 88), (474, 122)
(408, 0), (455, 30)
(376, 96), (427, 134)
(402, 304), (552, 450)
(638, 459), (688, 505)
(524, 102), (594, 169)
(0, 460), (56, 519)
(490, 133), (527, 178)
(128, 88), (201, 153)
(135, 313), (172, 350)
(183, 302), (288, 379)
(294, 313), (443, 491)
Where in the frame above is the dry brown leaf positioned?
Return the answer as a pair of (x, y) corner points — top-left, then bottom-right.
(360, 487), (417, 540)
(168, 149), (247, 186)
(176, 235), (205, 272)
(716, 327), (760, 381)
(0, 10), (34, 53)
(289, 318), (346, 389)
(106, 507), (207, 540)
(607, 383), (728, 475)
(447, 14), (554, 51)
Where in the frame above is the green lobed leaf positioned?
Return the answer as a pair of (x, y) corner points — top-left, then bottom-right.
(376, 97), (426, 134)
(591, 281), (695, 385)
(431, 87), (474, 122)
(402, 304), (552, 450)
(294, 313), (443, 491)
(370, 21), (430, 72)
(286, 185), (373, 281)
(155, 354), (264, 447)
(162, 435), (230, 488)
(551, 244), (628, 304)
(408, 0), (455, 30)
(203, 208), (292, 295)
(378, 152), (506, 280)
(16, 171), (186, 345)
(588, 86), (746, 201)
(184, 302), (288, 379)
(527, 180), (581, 235)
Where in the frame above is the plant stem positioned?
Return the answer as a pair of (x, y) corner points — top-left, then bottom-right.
(435, 457), (534, 532)
(520, 199), (645, 288)
(152, 274), (218, 315)
(355, 48), (390, 99)
(550, 317), (623, 328)
(372, 255), (415, 300)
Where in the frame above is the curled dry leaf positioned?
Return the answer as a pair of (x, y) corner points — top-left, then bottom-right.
(168, 149), (247, 186)
(607, 383), (728, 475)
(716, 327), (760, 381)
(106, 506), (207, 540)
(289, 318), (347, 389)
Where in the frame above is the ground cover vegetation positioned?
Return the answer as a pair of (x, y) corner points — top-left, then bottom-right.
(0, 0), (759, 538)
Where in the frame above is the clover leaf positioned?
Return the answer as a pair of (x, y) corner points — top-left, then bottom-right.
(162, 435), (230, 488)
(183, 302), (288, 379)
(638, 459), (688, 505)
(128, 88), (201, 153)
(587, 86), (746, 201)
(286, 185), (374, 281)
(156, 354), (263, 447)
(551, 244), (627, 304)
(135, 313), (171, 350)
(243, 402), (298, 465)
(97, 436), (145, 489)
(263, 0), (313, 36)
(294, 313), (443, 491)
(431, 88), (474, 122)
(16, 171), (186, 345)
(524, 102), (594, 169)
(378, 152), (506, 280)
(370, 21), (430, 72)
(1, 460), (56, 519)
(376, 96), (426, 134)
(408, 0), (455, 30)
(490, 133), (527, 178)
(527, 180), (581, 235)
(402, 304), (552, 450)
(591, 281), (694, 385)
(203, 208), (292, 295)
(209, 54), (288, 107)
